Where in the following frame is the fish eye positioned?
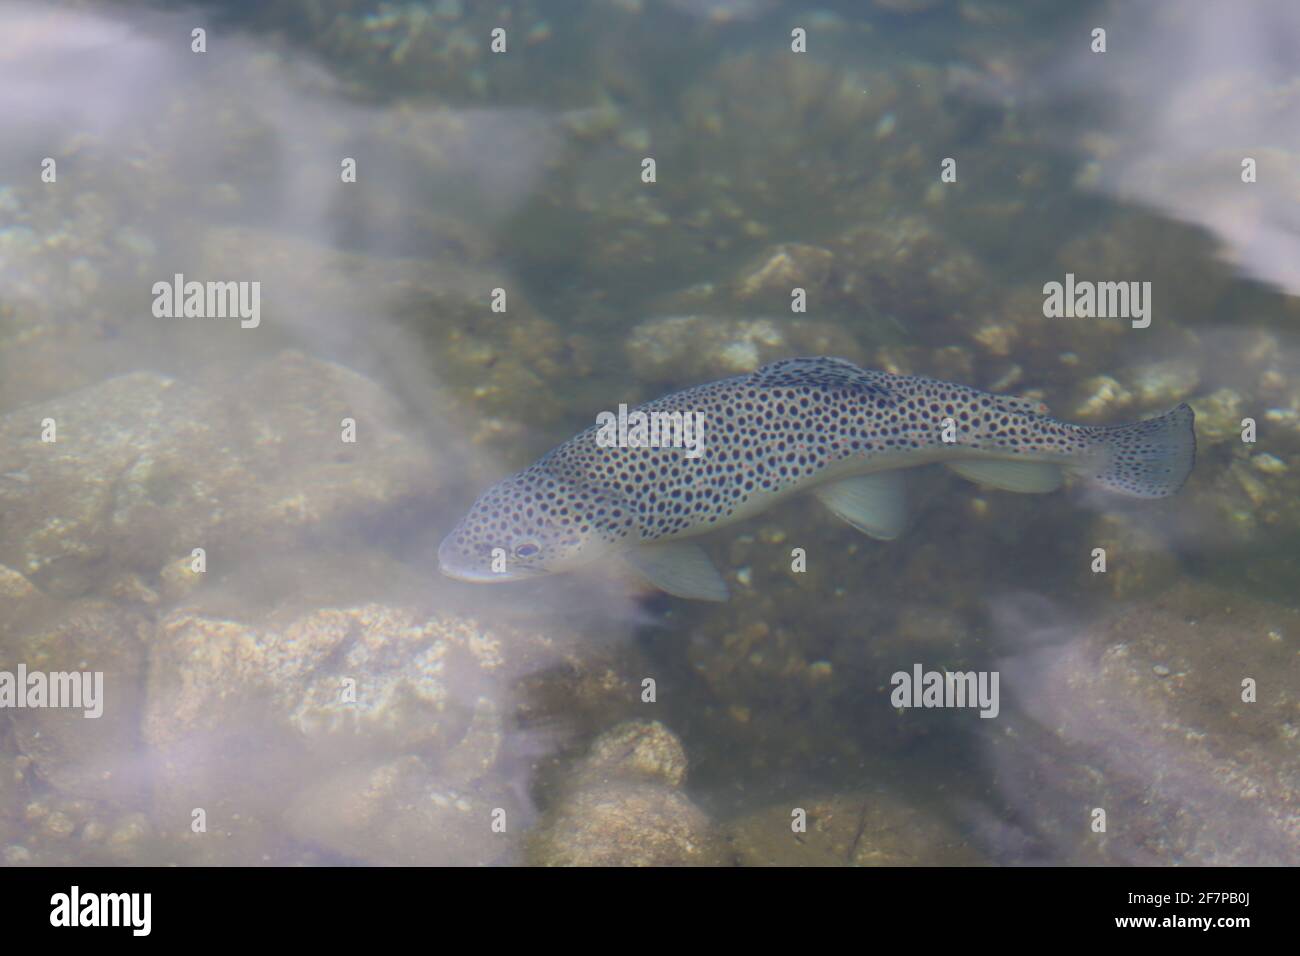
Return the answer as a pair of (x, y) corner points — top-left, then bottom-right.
(514, 542), (540, 559)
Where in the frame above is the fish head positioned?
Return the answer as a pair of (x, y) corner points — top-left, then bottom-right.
(438, 468), (620, 583)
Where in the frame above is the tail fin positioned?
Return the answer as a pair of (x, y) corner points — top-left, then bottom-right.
(1085, 403), (1196, 498)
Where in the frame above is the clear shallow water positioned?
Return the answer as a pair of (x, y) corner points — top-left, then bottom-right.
(0, 0), (1296, 865)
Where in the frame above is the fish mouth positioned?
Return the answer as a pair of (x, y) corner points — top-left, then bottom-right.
(439, 565), (504, 583)
(438, 563), (543, 584)
(437, 536), (546, 583)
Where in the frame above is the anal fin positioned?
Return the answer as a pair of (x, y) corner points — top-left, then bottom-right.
(813, 471), (906, 540)
(946, 460), (1062, 493)
(623, 540), (730, 602)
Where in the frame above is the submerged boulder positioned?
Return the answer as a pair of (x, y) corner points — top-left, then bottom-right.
(0, 350), (438, 597)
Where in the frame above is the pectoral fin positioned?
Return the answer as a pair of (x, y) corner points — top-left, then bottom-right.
(623, 541), (730, 602)
(946, 460), (1063, 493)
(813, 471), (906, 540)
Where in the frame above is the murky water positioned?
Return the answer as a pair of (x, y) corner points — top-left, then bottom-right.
(0, 0), (1296, 866)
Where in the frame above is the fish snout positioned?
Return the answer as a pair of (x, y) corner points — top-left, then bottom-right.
(437, 529), (490, 582)
(437, 529), (549, 583)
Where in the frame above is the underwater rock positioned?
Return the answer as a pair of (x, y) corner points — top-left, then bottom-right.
(0, 0), (573, 455)
(527, 720), (726, 865)
(194, 225), (578, 437)
(674, 505), (1025, 777)
(728, 788), (985, 866)
(0, 755), (23, 847)
(1188, 387), (1246, 444)
(574, 719), (689, 789)
(625, 314), (862, 384)
(97, 811), (157, 865)
(0, 298), (106, 413)
(157, 554), (205, 604)
(0, 372), (173, 593)
(1077, 513), (1181, 600)
(1128, 358), (1201, 406)
(0, 350), (437, 596)
(981, 582), (1300, 865)
(829, 216), (994, 334)
(1070, 374), (1133, 420)
(679, 52), (944, 225)
(1072, 360), (1200, 422)
(979, 283), (1108, 381)
(0, 564), (38, 603)
(873, 0), (944, 12)
(143, 602), (566, 864)
(1176, 380), (1300, 549)
(666, 0), (777, 23)
(242, 0), (570, 100)
(5, 794), (156, 866)
(735, 243), (835, 306)
(0, 565), (54, 643)
(285, 755), (522, 866)
(1055, 216), (1234, 335)
(519, 50), (953, 301)
(528, 782), (725, 866)
(6, 600), (149, 807)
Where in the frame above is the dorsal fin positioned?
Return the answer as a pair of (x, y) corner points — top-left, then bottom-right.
(994, 394), (1051, 416)
(752, 357), (894, 400)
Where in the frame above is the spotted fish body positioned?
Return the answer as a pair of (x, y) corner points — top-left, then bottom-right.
(439, 357), (1196, 600)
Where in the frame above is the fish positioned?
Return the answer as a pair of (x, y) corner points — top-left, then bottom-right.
(438, 357), (1196, 601)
